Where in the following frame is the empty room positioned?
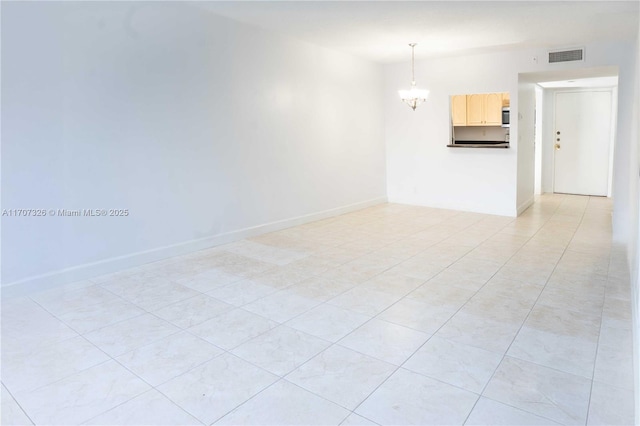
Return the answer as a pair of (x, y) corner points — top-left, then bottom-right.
(2, 1), (640, 425)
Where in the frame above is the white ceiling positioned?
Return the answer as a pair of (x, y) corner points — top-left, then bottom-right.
(196, 1), (639, 64)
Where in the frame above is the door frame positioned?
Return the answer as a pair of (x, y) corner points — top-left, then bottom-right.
(551, 87), (617, 197)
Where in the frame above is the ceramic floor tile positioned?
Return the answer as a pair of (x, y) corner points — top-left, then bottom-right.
(1, 299), (79, 353)
(215, 380), (350, 425)
(1, 384), (33, 426)
(340, 413), (378, 425)
(116, 331), (223, 386)
(327, 287), (401, 316)
(536, 284), (605, 315)
(435, 311), (521, 354)
(1, 195), (628, 426)
(14, 360), (150, 425)
(55, 298), (145, 334)
(593, 344), (635, 390)
(465, 397), (560, 425)
(407, 282), (476, 309)
(242, 290), (321, 323)
(587, 381), (635, 425)
(123, 282), (200, 311)
(231, 325), (330, 376)
(187, 308), (279, 350)
(403, 336), (502, 393)
(286, 345), (396, 410)
(483, 356), (592, 425)
(461, 292), (533, 325)
(356, 272), (425, 297)
(250, 266), (312, 289)
(508, 326), (598, 378)
(30, 285), (122, 316)
(84, 389), (202, 425)
(206, 279), (278, 306)
(338, 318), (429, 365)
(284, 276), (356, 302)
(153, 294), (234, 329)
(525, 304), (601, 342)
(84, 313), (180, 357)
(2, 335), (110, 393)
(376, 297), (459, 335)
(157, 353), (278, 425)
(176, 268), (243, 293)
(285, 303), (371, 342)
(355, 368), (479, 425)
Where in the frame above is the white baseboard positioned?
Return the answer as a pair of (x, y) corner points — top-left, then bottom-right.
(517, 196), (535, 215)
(2, 196), (387, 298)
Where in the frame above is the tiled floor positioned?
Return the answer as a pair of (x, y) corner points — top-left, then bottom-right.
(1, 194), (635, 425)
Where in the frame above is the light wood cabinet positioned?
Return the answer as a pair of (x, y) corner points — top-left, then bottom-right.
(451, 95), (467, 126)
(484, 93), (503, 125)
(453, 92), (506, 126)
(466, 94), (485, 125)
(502, 92), (510, 107)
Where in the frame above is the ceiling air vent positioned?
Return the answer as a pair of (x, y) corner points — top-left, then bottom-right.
(548, 48), (584, 63)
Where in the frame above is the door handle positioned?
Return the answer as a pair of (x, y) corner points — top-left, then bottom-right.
(555, 143), (561, 150)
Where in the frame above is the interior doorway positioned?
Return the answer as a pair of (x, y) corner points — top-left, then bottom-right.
(553, 90), (614, 196)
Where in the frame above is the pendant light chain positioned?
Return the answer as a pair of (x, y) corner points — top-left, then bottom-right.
(398, 42), (429, 110)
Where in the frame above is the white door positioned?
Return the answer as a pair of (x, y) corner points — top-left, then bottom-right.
(553, 91), (612, 196)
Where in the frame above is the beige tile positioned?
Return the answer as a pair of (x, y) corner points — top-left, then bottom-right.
(286, 304), (371, 342)
(84, 389), (201, 425)
(116, 331), (223, 386)
(508, 326), (598, 378)
(286, 345), (396, 410)
(587, 381), (635, 425)
(404, 336), (502, 393)
(435, 311), (521, 354)
(188, 308), (279, 350)
(1, 384), (33, 426)
(14, 360), (150, 425)
(376, 297), (457, 334)
(216, 380), (349, 425)
(84, 314), (180, 357)
(525, 304), (601, 342)
(484, 356), (592, 425)
(328, 287), (401, 316)
(2, 336), (110, 393)
(339, 318), (430, 365)
(56, 298), (145, 334)
(466, 397), (560, 425)
(355, 368), (478, 425)
(231, 325), (330, 376)
(242, 290), (320, 323)
(157, 353), (278, 425)
(153, 294), (233, 329)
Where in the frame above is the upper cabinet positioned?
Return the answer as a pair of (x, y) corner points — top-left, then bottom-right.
(452, 92), (509, 126)
(451, 95), (467, 126)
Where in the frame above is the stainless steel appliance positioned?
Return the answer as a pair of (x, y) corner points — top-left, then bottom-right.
(502, 107), (510, 128)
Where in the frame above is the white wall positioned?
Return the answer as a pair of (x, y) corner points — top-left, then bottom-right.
(516, 82), (536, 213)
(384, 52), (518, 217)
(1, 2), (386, 290)
(628, 26), (640, 423)
(534, 85), (544, 195)
(384, 40), (638, 225)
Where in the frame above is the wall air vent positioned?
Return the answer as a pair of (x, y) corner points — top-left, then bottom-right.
(548, 48), (584, 63)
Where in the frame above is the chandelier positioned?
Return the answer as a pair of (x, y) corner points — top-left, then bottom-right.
(398, 43), (429, 110)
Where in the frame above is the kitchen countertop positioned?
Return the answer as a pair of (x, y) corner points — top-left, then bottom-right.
(447, 140), (509, 148)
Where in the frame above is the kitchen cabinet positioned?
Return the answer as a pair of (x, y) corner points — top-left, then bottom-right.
(451, 95), (467, 126)
(466, 92), (502, 126)
(502, 92), (510, 107)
